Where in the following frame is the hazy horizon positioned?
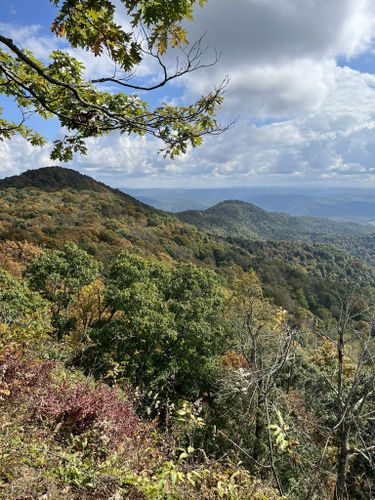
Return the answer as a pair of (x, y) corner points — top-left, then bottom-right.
(124, 185), (375, 221)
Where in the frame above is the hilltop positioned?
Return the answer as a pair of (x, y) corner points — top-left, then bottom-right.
(0, 167), (246, 266)
(177, 199), (373, 241)
(0, 166), (155, 208)
(0, 166), (110, 192)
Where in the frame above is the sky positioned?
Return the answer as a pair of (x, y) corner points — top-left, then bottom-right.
(2, 0), (375, 188)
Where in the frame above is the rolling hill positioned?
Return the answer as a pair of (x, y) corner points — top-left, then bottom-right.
(125, 186), (375, 221)
(0, 166), (116, 193)
(1, 166), (375, 318)
(0, 167), (234, 265)
(177, 199), (373, 241)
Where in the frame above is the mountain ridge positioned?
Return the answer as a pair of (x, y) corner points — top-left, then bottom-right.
(177, 199), (373, 241)
(1, 166), (375, 317)
(0, 166), (156, 214)
(0, 166), (109, 192)
(0, 167), (240, 266)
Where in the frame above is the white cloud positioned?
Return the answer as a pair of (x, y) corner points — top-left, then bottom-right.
(183, 0), (375, 117)
(0, 22), (61, 59)
(2, 63), (375, 187)
(167, 65), (375, 184)
(0, 136), (51, 177)
(0, 21), (117, 78)
(65, 63), (375, 187)
(74, 134), (161, 182)
(2, 0), (375, 187)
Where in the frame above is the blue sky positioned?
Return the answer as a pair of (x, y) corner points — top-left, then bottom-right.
(2, 0), (375, 188)
(1, 1), (58, 137)
(3, 0), (55, 25)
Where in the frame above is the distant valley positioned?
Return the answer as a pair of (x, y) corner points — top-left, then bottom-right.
(126, 186), (375, 223)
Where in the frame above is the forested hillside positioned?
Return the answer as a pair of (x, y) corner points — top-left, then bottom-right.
(1, 168), (374, 320)
(0, 167), (243, 265)
(318, 232), (375, 267)
(226, 238), (375, 318)
(178, 200), (373, 241)
(1, 167), (375, 499)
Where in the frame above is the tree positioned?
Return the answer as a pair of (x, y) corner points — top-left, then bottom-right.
(0, 269), (50, 347)
(85, 251), (226, 401)
(313, 288), (375, 500)
(0, 0), (228, 161)
(164, 263), (227, 397)
(214, 270), (296, 496)
(25, 242), (100, 334)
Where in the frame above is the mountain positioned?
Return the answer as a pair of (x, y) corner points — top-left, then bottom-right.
(0, 166), (114, 193)
(1, 167), (375, 317)
(177, 199), (373, 241)
(0, 167), (247, 266)
(2, 169), (375, 499)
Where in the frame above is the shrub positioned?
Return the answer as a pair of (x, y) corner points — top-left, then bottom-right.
(1, 350), (142, 450)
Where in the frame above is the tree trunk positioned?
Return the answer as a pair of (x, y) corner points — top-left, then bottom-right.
(334, 425), (349, 500)
(334, 316), (349, 500)
(252, 402), (263, 464)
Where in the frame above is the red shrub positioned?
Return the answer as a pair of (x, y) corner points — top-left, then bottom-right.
(0, 347), (54, 398)
(34, 381), (140, 444)
(1, 349), (142, 449)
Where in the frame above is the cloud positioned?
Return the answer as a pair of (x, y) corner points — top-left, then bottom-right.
(2, 64), (375, 188)
(0, 15), (162, 84)
(166, 65), (375, 185)
(0, 22), (61, 59)
(191, 0), (375, 63)
(0, 21), (117, 78)
(66, 64), (375, 187)
(0, 136), (51, 177)
(2, 0), (375, 187)
(183, 0), (375, 117)
(0, 133), (161, 187)
(74, 134), (161, 182)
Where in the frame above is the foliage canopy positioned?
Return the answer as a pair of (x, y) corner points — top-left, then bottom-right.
(0, 0), (226, 161)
